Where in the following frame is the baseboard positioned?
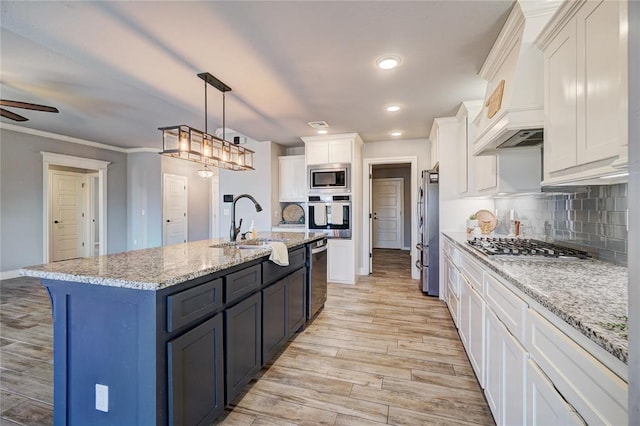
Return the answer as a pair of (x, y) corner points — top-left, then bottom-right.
(402, 246), (411, 251)
(0, 269), (21, 280)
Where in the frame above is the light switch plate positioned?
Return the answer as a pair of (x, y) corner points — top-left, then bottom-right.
(95, 384), (109, 412)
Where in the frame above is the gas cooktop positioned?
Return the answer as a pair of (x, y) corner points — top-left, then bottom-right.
(467, 237), (591, 259)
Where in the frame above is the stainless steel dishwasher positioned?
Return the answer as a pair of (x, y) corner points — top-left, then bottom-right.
(307, 237), (327, 320)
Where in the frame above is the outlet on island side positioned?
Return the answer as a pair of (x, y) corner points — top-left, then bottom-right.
(95, 383), (109, 412)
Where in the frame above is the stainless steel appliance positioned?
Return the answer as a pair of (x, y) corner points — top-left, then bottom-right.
(307, 237), (327, 320)
(467, 237), (590, 259)
(416, 169), (439, 296)
(308, 195), (351, 239)
(308, 163), (351, 194)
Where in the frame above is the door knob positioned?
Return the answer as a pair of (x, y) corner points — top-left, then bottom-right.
(54, 220), (60, 224)
(166, 220), (171, 223)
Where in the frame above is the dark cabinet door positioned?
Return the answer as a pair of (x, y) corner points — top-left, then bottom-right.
(167, 313), (224, 426)
(287, 268), (306, 337)
(224, 292), (262, 405)
(261, 280), (287, 366)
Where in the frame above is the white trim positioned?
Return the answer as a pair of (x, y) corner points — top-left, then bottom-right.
(1, 123), (161, 154)
(361, 156), (418, 279)
(0, 270), (21, 280)
(42, 152), (110, 263)
(209, 174), (220, 239)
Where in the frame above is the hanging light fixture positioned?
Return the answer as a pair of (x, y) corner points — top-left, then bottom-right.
(197, 164), (215, 178)
(159, 72), (254, 172)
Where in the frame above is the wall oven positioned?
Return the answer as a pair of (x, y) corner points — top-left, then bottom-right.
(308, 163), (350, 194)
(308, 195), (351, 238)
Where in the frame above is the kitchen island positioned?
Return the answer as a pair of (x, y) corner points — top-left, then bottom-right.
(20, 232), (324, 426)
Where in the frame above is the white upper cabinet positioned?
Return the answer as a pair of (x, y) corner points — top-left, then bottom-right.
(537, 0), (628, 185)
(456, 101), (488, 196)
(429, 122), (440, 170)
(302, 136), (353, 165)
(278, 155), (306, 202)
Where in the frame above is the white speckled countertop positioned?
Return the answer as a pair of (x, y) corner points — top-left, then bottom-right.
(443, 232), (628, 365)
(20, 232), (325, 291)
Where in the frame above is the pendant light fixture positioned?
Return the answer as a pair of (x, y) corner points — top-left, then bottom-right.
(159, 72), (254, 172)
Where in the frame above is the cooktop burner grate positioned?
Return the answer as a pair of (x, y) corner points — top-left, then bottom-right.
(467, 237), (591, 259)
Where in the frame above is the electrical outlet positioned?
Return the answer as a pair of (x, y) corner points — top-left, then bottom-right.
(95, 384), (109, 412)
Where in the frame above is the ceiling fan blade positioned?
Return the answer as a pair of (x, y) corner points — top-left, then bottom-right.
(0, 108), (29, 121)
(0, 99), (59, 113)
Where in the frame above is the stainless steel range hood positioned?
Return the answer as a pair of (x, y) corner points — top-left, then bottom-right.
(473, 1), (561, 155)
(497, 128), (543, 149)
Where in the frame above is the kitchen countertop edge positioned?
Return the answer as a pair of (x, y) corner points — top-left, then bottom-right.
(442, 232), (628, 366)
(20, 232), (325, 291)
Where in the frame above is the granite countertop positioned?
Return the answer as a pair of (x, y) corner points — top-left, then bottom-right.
(20, 232), (324, 292)
(443, 232), (628, 365)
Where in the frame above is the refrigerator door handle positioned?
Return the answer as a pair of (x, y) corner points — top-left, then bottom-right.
(416, 243), (423, 251)
(415, 260), (423, 271)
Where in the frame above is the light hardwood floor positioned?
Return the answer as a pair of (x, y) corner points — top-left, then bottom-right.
(0, 249), (494, 425)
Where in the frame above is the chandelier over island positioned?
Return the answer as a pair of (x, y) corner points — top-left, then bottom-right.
(159, 72), (254, 172)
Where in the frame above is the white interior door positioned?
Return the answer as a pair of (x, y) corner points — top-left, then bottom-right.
(372, 178), (403, 249)
(50, 170), (86, 261)
(163, 173), (188, 245)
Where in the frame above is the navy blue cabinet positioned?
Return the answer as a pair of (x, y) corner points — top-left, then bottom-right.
(287, 267), (306, 337)
(168, 313), (224, 425)
(262, 279), (287, 365)
(224, 291), (262, 404)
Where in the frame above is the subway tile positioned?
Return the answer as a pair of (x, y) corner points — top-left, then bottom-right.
(615, 252), (627, 265)
(582, 199), (597, 210)
(607, 211), (627, 226)
(614, 198), (628, 211)
(582, 223), (597, 235)
(596, 249), (616, 263)
(575, 210), (589, 222)
(569, 199), (582, 210)
(605, 238), (627, 253)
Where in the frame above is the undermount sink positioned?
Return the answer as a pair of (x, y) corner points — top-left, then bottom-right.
(209, 238), (288, 249)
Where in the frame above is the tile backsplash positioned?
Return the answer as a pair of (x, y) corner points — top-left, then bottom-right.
(494, 183), (628, 265)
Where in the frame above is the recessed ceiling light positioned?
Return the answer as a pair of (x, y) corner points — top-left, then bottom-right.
(317, 129), (328, 135)
(376, 56), (401, 70)
(386, 105), (401, 112)
(390, 131), (402, 137)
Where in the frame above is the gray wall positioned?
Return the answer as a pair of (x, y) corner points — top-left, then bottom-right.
(161, 155), (211, 243)
(494, 183), (628, 265)
(372, 164), (411, 248)
(127, 152), (162, 250)
(0, 128), (127, 271)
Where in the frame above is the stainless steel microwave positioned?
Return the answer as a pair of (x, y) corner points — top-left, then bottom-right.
(308, 163), (351, 194)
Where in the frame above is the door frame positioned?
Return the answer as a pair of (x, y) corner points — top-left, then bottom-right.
(42, 152), (110, 263)
(361, 156), (418, 279)
(372, 177), (404, 249)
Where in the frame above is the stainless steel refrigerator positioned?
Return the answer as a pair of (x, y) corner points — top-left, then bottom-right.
(417, 169), (439, 296)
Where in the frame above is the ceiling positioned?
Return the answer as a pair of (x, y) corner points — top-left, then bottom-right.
(0, 1), (512, 149)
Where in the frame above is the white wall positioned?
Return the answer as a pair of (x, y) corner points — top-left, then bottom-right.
(362, 138), (431, 175)
(218, 140), (281, 239)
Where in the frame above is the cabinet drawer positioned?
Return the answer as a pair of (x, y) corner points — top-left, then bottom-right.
(485, 272), (527, 344)
(225, 264), (262, 304)
(167, 278), (223, 332)
(262, 246), (306, 286)
(442, 238), (458, 262)
(527, 309), (627, 425)
(460, 252), (484, 293)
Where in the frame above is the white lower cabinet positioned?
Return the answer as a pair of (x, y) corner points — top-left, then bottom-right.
(485, 309), (527, 426)
(527, 360), (585, 426)
(327, 239), (354, 284)
(442, 236), (628, 426)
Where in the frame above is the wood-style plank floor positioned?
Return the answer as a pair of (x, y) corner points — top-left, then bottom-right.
(0, 249), (494, 425)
